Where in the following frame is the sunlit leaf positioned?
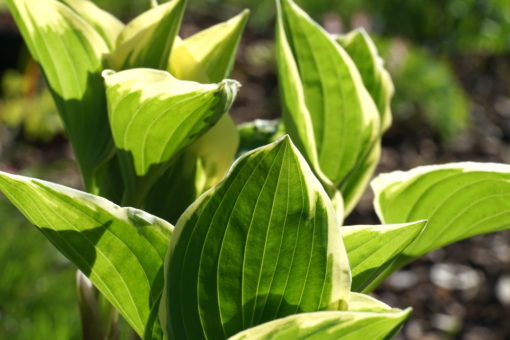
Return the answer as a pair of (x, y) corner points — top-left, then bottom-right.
(169, 9), (249, 83)
(337, 29), (394, 131)
(342, 220), (426, 292)
(228, 308), (411, 340)
(146, 12), (250, 222)
(103, 68), (239, 205)
(372, 162), (510, 280)
(0, 171), (173, 336)
(348, 292), (392, 312)
(6, 0), (114, 191)
(276, 0), (380, 188)
(162, 136), (351, 339)
(109, 0), (185, 70)
(60, 0), (124, 49)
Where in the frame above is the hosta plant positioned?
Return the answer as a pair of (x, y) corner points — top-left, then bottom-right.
(2, 0), (509, 339)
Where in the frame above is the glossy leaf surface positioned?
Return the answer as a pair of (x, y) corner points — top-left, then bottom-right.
(163, 136), (351, 339)
(228, 308), (411, 340)
(103, 68), (239, 176)
(109, 0), (185, 70)
(276, 0), (380, 187)
(342, 221), (426, 292)
(373, 162), (510, 271)
(0, 171), (173, 336)
(6, 0), (114, 190)
(60, 0), (124, 49)
(337, 29), (394, 131)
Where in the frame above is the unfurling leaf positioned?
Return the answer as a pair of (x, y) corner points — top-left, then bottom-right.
(0, 171), (173, 336)
(109, 0), (186, 70)
(162, 136), (351, 339)
(146, 11), (250, 222)
(276, 0), (382, 215)
(103, 68), (239, 205)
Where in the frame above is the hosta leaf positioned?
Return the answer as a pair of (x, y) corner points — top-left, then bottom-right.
(337, 29), (394, 131)
(162, 136), (351, 340)
(276, 0), (380, 186)
(60, 0), (124, 49)
(103, 68), (238, 174)
(372, 162), (510, 274)
(342, 220), (426, 292)
(237, 119), (284, 156)
(109, 0), (185, 70)
(0, 171), (173, 336)
(147, 11), (250, 222)
(169, 9), (249, 83)
(348, 292), (392, 312)
(340, 141), (381, 215)
(228, 309), (411, 340)
(6, 0), (114, 191)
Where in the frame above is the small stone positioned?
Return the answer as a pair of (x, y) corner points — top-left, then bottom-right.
(430, 263), (481, 291)
(387, 270), (419, 290)
(431, 313), (461, 333)
(496, 275), (510, 305)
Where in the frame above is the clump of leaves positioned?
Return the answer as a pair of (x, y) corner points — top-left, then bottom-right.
(2, 0), (509, 339)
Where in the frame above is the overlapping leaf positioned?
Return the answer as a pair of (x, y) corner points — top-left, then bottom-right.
(109, 0), (185, 70)
(60, 0), (124, 49)
(227, 308), (411, 340)
(162, 136), (351, 339)
(0, 171), (173, 336)
(145, 12), (249, 222)
(372, 162), (510, 273)
(103, 68), (239, 206)
(342, 221), (426, 292)
(6, 0), (114, 191)
(276, 0), (380, 189)
(337, 29), (394, 131)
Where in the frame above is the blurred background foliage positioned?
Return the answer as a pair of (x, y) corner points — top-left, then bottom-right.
(0, 0), (509, 339)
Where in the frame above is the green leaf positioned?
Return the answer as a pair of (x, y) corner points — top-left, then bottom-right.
(60, 0), (124, 50)
(146, 11), (250, 221)
(372, 162), (510, 274)
(237, 119), (285, 156)
(162, 136), (351, 339)
(103, 68), (239, 205)
(348, 292), (392, 312)
(169, 9), (249, 83)
(342, 221), (426, 292)
(6, 0), (114, 191)
(109, 0), (185, 70)
(337, 29), (394, 131)
(227, 308), (411, 340)
(276, 0), (380, 187)
(340, 142), (381, 215)
(0, 171), (173, 336)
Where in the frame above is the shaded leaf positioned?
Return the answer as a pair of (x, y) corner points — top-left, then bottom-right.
(228, 308), (411, 340)
(162, 136), (351, 339)
(0, 171), (173, 336)
(342, 220), (426, 292)
(6, 0), (114, 191)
